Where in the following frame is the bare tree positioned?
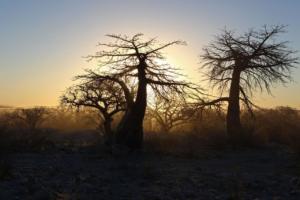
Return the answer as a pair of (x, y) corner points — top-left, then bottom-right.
(200, 25), (298, 144)
(12, 107), (48, 131)
(61, 77), (127, 145)
(87, 34), (196, 149)
(148, 95), (194, 133)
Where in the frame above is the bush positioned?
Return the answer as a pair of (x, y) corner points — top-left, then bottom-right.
(251, 107), (300, 152)
(0, 128), (54, 152)
(1, 106), (300, 154)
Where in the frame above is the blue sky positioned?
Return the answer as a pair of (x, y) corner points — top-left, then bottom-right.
(0, 0), (299, 107)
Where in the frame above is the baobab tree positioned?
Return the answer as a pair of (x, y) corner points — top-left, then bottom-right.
(61, 76), (128, 145)
(87, 34), (196, 149)
(201, 25), (298, 144)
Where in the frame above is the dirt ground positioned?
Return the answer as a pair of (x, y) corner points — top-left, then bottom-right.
(0, 146), (300, 200)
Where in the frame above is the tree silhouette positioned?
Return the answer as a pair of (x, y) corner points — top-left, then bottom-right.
(87, 34), (195, 149)
(11, 107), (48, 131)
(61, 76), (128, 145)
(148, 95), (194, 133)
(200, 25), (298, 144)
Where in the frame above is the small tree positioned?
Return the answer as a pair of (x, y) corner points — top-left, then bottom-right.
(148, 95), (194, 133)
(87, 34), (196, 149)
(200, 25), (298, 144)
(12, 107), (48, 131)
(61, 77), (127, 144)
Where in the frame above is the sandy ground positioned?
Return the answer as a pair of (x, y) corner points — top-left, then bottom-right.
(1, 145), (300, 200)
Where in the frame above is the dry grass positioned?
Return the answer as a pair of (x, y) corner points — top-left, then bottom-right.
(0, 106), (300, 156)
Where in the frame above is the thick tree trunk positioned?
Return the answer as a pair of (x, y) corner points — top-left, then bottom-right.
(115, 62), (147, 149)
(227, 68), (242, 145)
(103, 117), (113, 146)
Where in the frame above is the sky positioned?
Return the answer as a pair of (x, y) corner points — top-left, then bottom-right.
(0, 0), (299, 108)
